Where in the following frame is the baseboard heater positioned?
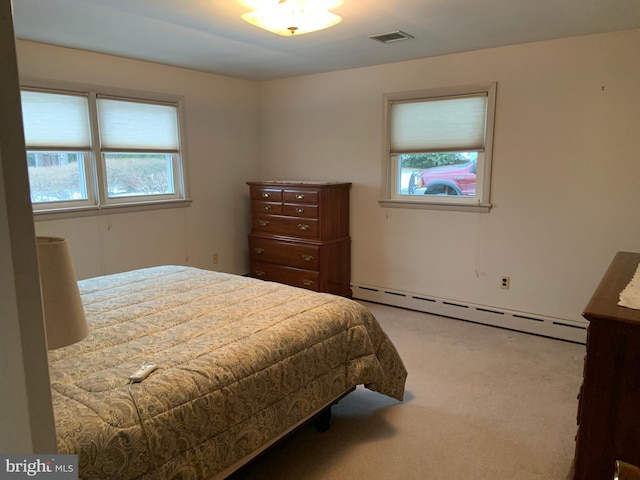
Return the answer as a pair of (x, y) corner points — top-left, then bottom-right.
(352, 283), (587, 344)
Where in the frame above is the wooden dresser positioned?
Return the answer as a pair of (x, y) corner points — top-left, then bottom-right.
(247, 181), (352, 297)
(573, 251), (640, 480)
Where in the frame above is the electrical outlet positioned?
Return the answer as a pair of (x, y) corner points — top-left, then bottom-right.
(212, 253), (218, 264)
(500, 276), (510, 290)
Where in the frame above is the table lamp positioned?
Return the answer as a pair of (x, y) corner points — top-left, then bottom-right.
(36, 236), (88, 350)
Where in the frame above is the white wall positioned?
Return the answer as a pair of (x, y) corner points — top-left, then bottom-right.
(1, 0), (56, 453)
(16, 40), (259, 279)
(15, 31), (640, 326)
(257, 30), (640, 324)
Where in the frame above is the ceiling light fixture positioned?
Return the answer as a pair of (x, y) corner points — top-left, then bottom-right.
(241, 0), (342, 36)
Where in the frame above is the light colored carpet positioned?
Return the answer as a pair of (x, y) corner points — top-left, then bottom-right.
(228, 301), (585, 479)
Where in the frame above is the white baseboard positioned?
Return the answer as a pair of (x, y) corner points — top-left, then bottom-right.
(352, 282), (587, 344)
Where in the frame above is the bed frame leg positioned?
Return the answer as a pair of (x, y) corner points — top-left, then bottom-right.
(313, 387), (355, 432)
(314, 407), (332, 432)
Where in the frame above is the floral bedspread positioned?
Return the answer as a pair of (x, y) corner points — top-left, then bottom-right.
(48, 266), (407, 479)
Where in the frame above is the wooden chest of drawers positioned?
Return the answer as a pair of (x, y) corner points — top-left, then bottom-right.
(573, 252), (640, 480)
(247, 181), (351, 297)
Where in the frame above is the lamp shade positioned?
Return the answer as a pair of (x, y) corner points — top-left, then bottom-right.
(36, 236), (88, 350)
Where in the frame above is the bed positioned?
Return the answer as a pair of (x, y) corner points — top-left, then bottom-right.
(48, 265), (407, 479)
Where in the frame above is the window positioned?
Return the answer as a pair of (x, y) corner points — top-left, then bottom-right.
(21, 90), (94, 209)
(21, 87), (188, 214)
(381, 83), (496, 212)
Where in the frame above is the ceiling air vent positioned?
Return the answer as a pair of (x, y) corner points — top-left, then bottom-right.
(369, 31), (414, 44)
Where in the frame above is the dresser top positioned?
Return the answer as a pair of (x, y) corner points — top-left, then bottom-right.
(247, 180), (351, 187)
(583, 251), (640, 325)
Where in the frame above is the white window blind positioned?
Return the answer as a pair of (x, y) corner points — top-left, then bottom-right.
(97, 97), (180, 152)
(21, 91), (91, 149)
(389, 94), (488, 154)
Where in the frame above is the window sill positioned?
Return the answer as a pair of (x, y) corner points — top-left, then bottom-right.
(33, 198), (192, 221)
(379, 198), (491, 213)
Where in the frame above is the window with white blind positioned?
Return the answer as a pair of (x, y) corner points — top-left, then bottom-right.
(21, 87), (188, 214)
(380, 83), (496, 212)
(21, 90), (94, 208)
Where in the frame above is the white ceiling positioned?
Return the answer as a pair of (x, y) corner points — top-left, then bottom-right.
(11, 0), (640, 82)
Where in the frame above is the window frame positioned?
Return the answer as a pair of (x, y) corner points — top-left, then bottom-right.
(26, 150), (96, 209)
(20, 83), (190, 218)
(380, 83), (497, 213)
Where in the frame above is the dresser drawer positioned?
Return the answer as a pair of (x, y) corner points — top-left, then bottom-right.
(283, 188), (319, 204)
(249, 236), (320, 270)
(250, 186), (282, 202)
(252, 201), (283, 215)
(252, 215), (319, 238)
(250, 261), (320, 291)
(282, 203), (318, 218)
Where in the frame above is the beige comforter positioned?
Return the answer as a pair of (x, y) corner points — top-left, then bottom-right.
(49, 266), (407, 479)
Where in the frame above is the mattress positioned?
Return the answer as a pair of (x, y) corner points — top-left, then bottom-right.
(48, 266), (407, 479)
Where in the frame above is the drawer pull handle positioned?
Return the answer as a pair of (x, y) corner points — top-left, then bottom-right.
(259, 220), (270, 227)
(298, 223), (310, 231)
(261, 193), (270, 198)
(302, 279), (313, 286)
(254, 248), (265, 254)
(263, 205), (271, 211)
(255, 270), (266, 277)
(296, 208), (305, 213)
(295, 194), (305, 200)
(302, 254), (314, 262)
